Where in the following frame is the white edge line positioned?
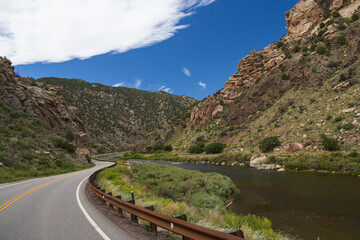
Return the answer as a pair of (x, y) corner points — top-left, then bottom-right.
(76, 175), (111, 240)
(0, 178), (39, 190)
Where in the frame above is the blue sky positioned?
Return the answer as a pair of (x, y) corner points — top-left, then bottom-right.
(7, 0), (298, 100)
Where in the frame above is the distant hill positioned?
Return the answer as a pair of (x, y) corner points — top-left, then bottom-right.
(38, 77), (197, 153)
(169, 0), (360, 152)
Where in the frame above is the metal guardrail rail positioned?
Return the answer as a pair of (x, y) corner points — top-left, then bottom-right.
(89, 163), (246, 240)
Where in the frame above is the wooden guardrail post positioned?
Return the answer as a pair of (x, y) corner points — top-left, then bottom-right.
(173, 215), (190, 240)
(226, 230), (245, 238)
(127, 200), (138, 225)
(145, 206), (157, 236)
(115, 195), (124, 217)
(106, 192), (113, 210)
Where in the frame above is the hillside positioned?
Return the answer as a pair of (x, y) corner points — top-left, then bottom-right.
(169, 0), (360, 153)
(0, 57), (92, 182)
(37, 77), (197, 153)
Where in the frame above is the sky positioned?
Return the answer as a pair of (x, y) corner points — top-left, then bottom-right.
(1, 0), (298, 100)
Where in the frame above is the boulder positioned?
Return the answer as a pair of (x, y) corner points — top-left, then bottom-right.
(332, 81), (352, 92)
(250, 155), (267, 167)
(286, 142), (304, 152)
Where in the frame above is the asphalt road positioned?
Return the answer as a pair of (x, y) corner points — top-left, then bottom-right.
(0, 160), (137, 240)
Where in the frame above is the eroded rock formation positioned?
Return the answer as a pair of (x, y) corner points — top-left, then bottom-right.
(0, 57), (91, 164)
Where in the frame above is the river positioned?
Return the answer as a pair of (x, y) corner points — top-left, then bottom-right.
(131, 160), (360, 240)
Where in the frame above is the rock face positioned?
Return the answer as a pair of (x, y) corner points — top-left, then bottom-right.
(189, 0), (360, 127)
(0, 57), (91, 164)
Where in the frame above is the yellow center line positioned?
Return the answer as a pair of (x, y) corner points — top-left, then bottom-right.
(0, 164), (107, 213)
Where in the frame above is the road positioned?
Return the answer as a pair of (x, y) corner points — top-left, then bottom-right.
(0, 160), (137, 240)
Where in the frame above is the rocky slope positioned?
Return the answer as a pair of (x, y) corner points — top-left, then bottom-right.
(170, 0), (360, 152)
(0, 57), (91, 165)
(37, 77), (197, 153)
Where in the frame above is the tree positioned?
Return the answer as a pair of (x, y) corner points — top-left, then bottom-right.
(320, 134), (339, 151)
(259, 136), (281, 152)
(204, 143), (226, 154)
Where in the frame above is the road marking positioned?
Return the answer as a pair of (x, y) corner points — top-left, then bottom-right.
(0, 173), (79, 213)
(0, 178), (39, 190)
(76, 176), (111, 240)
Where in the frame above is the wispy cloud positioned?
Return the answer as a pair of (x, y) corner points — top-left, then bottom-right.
(198, 81), (206, 89)
(183, 67), (191, 77)
(157, 85), (166, 91)
(113, 82), (125, 87)
(135, 79), (142, 89)
(0, 0), (215, 65)
(157, 85), (174, 94)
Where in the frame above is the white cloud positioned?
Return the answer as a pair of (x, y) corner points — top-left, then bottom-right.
(135, 79), (142, 89)
(0, 0), (215, 65)
(183, 67), (191, 77)
(157, 85), (174, 93)
(198, 81), (206, 89)
(113, 82), (125, 87)
(157, 85), (166, 91)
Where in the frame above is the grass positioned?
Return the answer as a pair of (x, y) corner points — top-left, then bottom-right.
(0, 163), (94, 184)
(97, 161), (293, 240)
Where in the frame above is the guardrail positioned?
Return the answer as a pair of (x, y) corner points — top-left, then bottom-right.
(88, 163), (246, 240)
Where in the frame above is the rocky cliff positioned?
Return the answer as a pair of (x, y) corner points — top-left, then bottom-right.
(174, 0), (360, 151)
(0, 57), (91, 164)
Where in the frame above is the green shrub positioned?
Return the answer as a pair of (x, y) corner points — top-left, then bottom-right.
(259, 136), (281, 153)
(153, 144), (173, 152)
(352, 13), (359, 22)
(348, 150), (359, 157)
(333, 115), (344, 122)
(281, 72), (289, 80)
(53, 138), (76, 153)
(276, 41), (284, 48)
(320, 22), (325, 28)
(196, 135), (204, 142)
(332, 11), (340, 18)
(316, 45), (326, 55)
(338, 35), (347, 46)
(341, 123), (355, 130)
(337, 23), (346, 30)
(339, 73), (347, 82)
(327, 61), (340, 68)
(189, 144), (204, 154)
(204, 143), (226, 154)
(65, 129), (75, 141)
(320, 134), (339, 151)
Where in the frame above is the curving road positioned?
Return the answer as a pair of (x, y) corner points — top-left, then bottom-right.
(0, 160), (137, 240)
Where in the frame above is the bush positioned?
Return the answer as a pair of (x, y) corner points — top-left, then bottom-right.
(53, 138), (76, 153)
(281, 72), (289, 80)
(338, 35), (347, 46)
(327, 61), (340, 68)
(337, 23), (346, 30)
(316, 45), (326, 55)
(189, 144), (204, 154)
(276, 41), (284, 48)
(320, 22), (325, 28)
(320, 134), (339, 151)
(259, 136), (281, 153)
(339, 73), (347, 82)
(352, 13), (359, 22)
(204, 143), (226, 154)
(341, 123), (355, 130)
(348, 150), (359, 157)
(65, 129), (75, 141)
(332, 11), (340, 18)
(153, 144), (173, 152)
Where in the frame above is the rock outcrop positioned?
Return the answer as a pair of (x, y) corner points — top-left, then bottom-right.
(189, 0), (360, 127)
(0, 57), (91, 164)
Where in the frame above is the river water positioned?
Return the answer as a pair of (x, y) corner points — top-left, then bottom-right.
(132, 160), (360, 240)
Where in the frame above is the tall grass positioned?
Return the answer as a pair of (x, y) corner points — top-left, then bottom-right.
(97, 161), (294, 240)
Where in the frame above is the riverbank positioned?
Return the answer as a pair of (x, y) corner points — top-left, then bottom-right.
(97, 161), (294, 240)
(117, 150), (360, 176)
